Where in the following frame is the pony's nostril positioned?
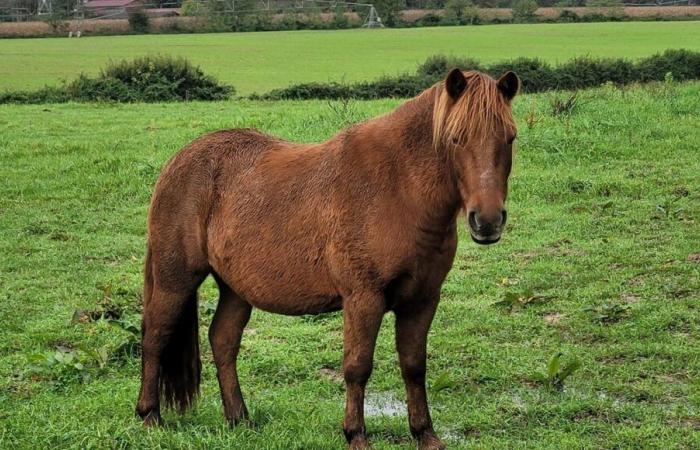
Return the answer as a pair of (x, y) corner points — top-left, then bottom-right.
(501, 210), (507, 227)
(468, 210), (479, 231)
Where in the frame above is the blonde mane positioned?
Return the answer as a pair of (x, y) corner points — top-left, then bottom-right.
(432, 71), (516, 149)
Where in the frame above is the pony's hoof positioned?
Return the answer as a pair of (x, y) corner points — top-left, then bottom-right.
(348, 435), (371, 450)
(226, 414), (250, 429)
(138, 410), (163, 427)
(417, 433), (445, 450)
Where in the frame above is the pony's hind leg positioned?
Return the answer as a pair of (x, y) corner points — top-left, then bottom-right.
(209, 276), (252, 425)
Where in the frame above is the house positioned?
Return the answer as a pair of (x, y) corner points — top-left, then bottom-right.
(84, 0), (179, 18)
(84, 0), (144, 18)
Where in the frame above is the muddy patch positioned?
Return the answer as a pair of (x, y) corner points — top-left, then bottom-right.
(319, 367), (344, 383)
(364, 392), (405, 418)
(544, 313), (565, 325)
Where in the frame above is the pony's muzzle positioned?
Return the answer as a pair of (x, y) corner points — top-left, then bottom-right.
(467, 208), (506, 245)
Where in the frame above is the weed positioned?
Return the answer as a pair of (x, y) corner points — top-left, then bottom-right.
(550, 92), (580, 116)
(326, 97), (360, 126)
(431, 371), (458, 393)
(525, 99), (540, 129)
(494, 288), (551, 313)
(27, 348), (95, 388)
(585, 302), (631, 324)
(532, 352), (582, 390)
(654, 195), (686, 220)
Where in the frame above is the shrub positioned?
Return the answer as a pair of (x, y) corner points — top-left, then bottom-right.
(256, 49), (700, 100)
(0, 56), (233, 104)
(331, 8), (351, 29)
(558, 9), (579, 22)
(416, 13), (443, 26)
(416, 55), (483, 80)
(128, 7), (150, 33)
(555, 57), (638, 90)
(486, 57), (555, 92)
(636, 49), (700, 82)
(0, 86), (70, 104)
(255, 82), (354, 101)
(357, 75), (427, 99)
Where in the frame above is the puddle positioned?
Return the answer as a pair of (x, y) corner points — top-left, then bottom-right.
(443, 430), (466, 443)
(364, 392), (406, 418)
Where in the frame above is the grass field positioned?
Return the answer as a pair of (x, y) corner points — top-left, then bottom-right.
(1, 21), (699, 94)
(1, 80), (698, 448)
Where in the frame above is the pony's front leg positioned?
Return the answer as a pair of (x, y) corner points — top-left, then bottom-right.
(395, 295), (445, 450)
(342, 291), (385, 449)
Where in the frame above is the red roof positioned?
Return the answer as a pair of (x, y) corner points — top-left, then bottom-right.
(85, 0), (140, 8)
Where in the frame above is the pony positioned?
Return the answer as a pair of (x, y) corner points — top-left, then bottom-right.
(136, 68), (519, 449)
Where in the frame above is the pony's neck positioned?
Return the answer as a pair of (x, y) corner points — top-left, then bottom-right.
(372, 86), (462, 229)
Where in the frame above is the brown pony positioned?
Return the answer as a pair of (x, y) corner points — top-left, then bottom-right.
(136, 68), (519, 449)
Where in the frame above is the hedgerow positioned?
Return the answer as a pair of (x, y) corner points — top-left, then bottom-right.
(254, 49), (700, 100)
(0, 56), (233, 104)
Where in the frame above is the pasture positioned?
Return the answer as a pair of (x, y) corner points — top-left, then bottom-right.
(1, 79), (699, 448)
(0, 21), (699, 94)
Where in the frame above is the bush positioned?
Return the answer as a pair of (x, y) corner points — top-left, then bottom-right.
(636, 49), (700, 82)
(0, 56), (233, 104)
(0, 86), (70, 104)
(555, 57), (638, 89)
(486, 57), (556, 92)
(416, 12), (443, 26)
(254, 82), (353, 101)
(416, 55), (483, 80)
(558, 9), (579, 22)
(331, 8), (351, 29)
(128, 7), (150, 33)
(256, 49), (700, 100)
(357, 75), (427, 99)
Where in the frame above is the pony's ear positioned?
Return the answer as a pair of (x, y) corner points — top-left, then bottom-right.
(445, 68), (467, 101)
(497, 71), (520, 100)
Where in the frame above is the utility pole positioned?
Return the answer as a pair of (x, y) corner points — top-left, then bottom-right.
(37, 0), (53, 15)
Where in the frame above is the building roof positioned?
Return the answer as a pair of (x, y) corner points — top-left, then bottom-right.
(85, 0), (140, 8)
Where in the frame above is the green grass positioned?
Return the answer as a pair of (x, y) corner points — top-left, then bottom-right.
(0, 81), (699, 448)
(1, 21), (700, 94)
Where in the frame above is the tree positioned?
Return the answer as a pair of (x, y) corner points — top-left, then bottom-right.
(180, 0), (203, 16)
(128, 7), (150, 32)
(444, 0), (479, 24)
(512, 0), (538, 22)
(446, 0), (466, 17)
(372, 0), (405, 26)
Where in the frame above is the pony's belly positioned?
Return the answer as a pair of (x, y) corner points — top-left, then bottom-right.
(224, 275), (343, 316)
(247, 292), (343, 316)
(210, 252), (341, 315)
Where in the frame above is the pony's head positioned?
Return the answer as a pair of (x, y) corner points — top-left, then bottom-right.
(433, 69), (519, 245)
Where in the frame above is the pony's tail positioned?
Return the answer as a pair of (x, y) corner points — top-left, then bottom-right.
(159, 294), (201, 413)
(141, 243), (201, 414)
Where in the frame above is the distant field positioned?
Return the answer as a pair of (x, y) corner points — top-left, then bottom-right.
(1, 21), (699, 94)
